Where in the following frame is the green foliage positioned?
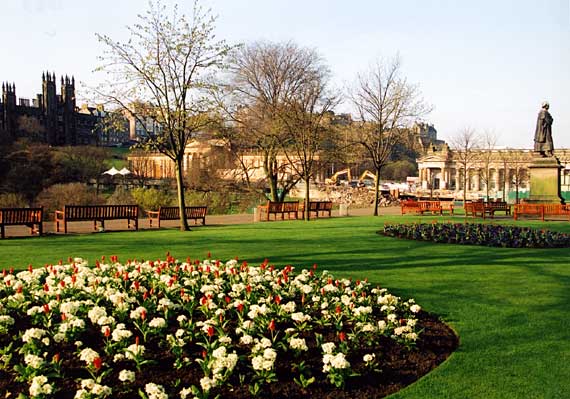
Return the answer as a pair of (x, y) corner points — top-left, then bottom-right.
(130, 187), (173, 211)
(34, 183), (104, 218)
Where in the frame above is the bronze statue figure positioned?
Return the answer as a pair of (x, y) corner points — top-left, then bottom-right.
(534, 101), (553, 157)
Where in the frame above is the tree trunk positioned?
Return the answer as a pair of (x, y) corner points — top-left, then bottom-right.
(305, 177), (310, 221)
(175, 159), (190, 231)
(373, 166), (381, 216)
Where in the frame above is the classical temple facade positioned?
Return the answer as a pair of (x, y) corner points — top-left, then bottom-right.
(416, 145), (570, 201)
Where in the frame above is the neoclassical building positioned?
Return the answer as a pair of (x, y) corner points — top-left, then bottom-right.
(416, 145), (570, 201)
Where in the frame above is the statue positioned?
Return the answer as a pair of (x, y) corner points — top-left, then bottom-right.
(534, 101), (554, 157)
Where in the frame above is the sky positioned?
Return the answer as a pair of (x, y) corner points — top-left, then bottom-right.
(1, 0), (569, 148)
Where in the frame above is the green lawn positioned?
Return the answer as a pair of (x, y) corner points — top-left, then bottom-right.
(1, 215), (569, 398)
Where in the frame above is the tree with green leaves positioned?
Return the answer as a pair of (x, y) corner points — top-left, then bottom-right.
(95, 0), (234, 230)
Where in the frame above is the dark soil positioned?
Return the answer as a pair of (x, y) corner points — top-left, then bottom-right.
(0, 311), (458, 398)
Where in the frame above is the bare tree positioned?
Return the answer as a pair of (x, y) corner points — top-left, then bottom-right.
(477, 131), (497, 201)
(499, 149), (531, 204)
(349, 56), (431, 216)
(449, 128), (482, 203)
(217, 41), (328, 202)
(95, 0), (234, 230)
(279, 70), (337, 220)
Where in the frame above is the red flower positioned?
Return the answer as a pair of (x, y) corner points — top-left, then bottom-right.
(338, 331), (346, 342)
(274, 295), (281, 305)
(93, 357), (102, 370)
(53, 353), (60, 363)
(268, 319), (276, 332)
(207, 326), (215, 337)
(335, 305), (342, 315)
(43, 304), (50, 314)
(140, 309), (147, 321)
(237, 303), (244, 313)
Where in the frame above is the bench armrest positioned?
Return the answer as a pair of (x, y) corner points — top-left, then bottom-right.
(146, 210), (160, 217)
(55, 210), (64, 217)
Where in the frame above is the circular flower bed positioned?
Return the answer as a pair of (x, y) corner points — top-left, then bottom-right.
(0, 255), (457, 398)
(381, 222), (570, 248)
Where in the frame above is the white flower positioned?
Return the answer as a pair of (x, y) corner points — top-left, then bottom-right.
(87, 306), (107, 324)
(291, 312), (311, 323)
(125, 344), (145, 360)
(78, 348), (99, 365)
(118, 369), (136, 383)
(200, 376), (215, 392)
(410, 304), (421, 313)
(321, 342), (336, 354)
(145, 382), (168, 399)
(22, 328), (47, 343)
(240, 334), (253, 345)
(130, 306), (147, 320)
(149, 317), (166, 329)
(330, 352), (350, 369)
(24, 354), (44, 369)
(29, 375), (52, 397)
(289, 337), (308, 351)
(363, 353), (376, 363)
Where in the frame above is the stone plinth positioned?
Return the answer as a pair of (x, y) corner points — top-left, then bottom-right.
(528, 156), (564, 203)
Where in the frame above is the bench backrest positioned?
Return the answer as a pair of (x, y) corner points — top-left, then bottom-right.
(419, 201), (441, 210)
(317, 201), (333, 211)
(64, 205), (138, 220)
(0, 208), (43, 224)
(282, 201), (299, 212)
(267, 202), (284, 213)
(158, 206), (208, 219)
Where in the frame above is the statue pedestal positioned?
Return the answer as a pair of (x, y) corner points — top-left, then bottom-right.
(528, 156), (564, 203)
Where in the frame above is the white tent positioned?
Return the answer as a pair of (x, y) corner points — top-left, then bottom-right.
(118, 167), (131, 176)
(103, 167), (120, 176)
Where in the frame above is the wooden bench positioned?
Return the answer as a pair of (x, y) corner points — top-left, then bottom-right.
(464, 201), (486, 218)
(513, 203), (570, 221)
(55, 205), (139, 233)
(401, 200), (443, 215)
(146, 206), (207, 228)
(0, 207), (43, 239)
(485, 201), (511, 218)
(299, 201), (333, 218)
(258, 201), (299, 221)
(440, 201), (454, 215)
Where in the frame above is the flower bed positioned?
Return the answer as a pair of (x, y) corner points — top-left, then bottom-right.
(0, 255), (457, 398)
(381, 222), (570, 248)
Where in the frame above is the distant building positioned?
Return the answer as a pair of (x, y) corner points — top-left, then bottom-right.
(0, 72), (98, 145)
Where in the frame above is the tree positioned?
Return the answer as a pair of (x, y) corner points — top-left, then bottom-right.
(95, 0), (233, 231)
(349, 56), (431, 216)
(218, 41), (328, 202)
(278, 66), (337, 220)
(449, 128), (482, 203)
(499, 149), (531, 204)
(477, 131), (497, 201)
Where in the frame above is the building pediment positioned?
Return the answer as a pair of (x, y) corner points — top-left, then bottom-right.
(417, 155), (447, 163)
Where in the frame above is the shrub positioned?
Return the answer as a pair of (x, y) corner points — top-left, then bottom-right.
(106, 187), (135, 205)
(130, 187), (173, 211)
(381, 222), (570, 248)
(0, 193), (28, 208)
(35, 183), (104, 219)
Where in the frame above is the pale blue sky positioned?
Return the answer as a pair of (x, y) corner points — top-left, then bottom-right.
(1, 0), (569, 148)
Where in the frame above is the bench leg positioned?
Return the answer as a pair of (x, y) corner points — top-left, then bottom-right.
(1, 225), (4, 239)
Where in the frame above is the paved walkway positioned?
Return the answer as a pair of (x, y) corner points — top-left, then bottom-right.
(1, 206), (402, 239)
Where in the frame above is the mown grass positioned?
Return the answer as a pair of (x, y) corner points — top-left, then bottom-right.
(1, 215), (569, 398)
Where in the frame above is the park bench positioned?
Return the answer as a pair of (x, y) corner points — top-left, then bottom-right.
(440, 201), (454, 216)
(464, 201), (486, 218)
(146, 206), (207, 228)
(0, 207), (43, 239)
(55, 205), (139, 234)
(513, 203), (570, 221)
(299, 201), (333, 218)
(258, 201), (299, 221)
(401, 200), (443, 215)
(485, 201), (511, 218)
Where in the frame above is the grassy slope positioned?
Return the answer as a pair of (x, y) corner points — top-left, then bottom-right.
(1, 215), (569, 398)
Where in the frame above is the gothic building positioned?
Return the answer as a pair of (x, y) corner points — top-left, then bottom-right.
(0, 72), (97, 145)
